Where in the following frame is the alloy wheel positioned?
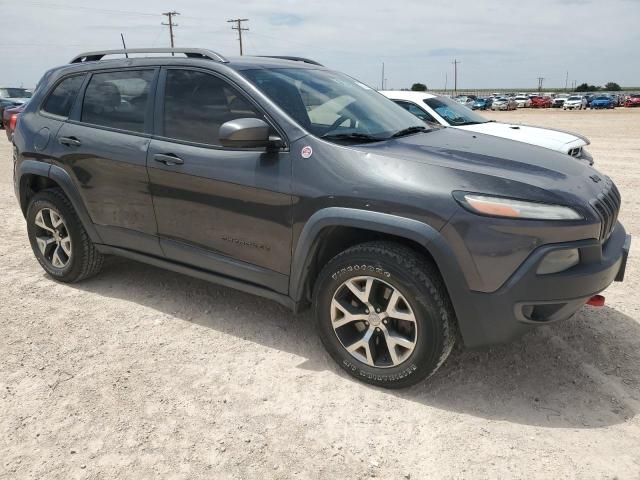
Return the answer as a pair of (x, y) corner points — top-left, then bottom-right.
(34, 208), (72, 268)
(330, 276), (418, 368)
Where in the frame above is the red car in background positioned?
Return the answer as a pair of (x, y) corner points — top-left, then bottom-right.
(530, 95), (552, 108)
(2, 103), (26, 141)
(624, 94), (640, 107)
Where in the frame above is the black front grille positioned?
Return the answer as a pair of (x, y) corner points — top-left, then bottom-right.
(590, 177), (621, 242)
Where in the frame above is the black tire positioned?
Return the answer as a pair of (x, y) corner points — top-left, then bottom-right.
(26, 188), (104, 283)
(313, 241), (456, 389)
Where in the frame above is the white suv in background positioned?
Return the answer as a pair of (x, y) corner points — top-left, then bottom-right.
(514, 95), (532, 108)
(563, 95), (588, 110)
(380, 91), (593, 164)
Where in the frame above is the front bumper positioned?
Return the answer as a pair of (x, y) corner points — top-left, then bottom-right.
(453, 222), (630, 347)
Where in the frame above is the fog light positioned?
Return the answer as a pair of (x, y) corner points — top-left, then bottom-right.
(537, 248), (580, 274)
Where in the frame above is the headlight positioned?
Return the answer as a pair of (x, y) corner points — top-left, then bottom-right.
(455, 193), (583, 220)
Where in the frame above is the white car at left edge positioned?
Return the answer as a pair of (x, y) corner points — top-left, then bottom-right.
(381, 90), (593, 165)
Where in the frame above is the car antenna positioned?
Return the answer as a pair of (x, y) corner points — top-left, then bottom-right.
(120, 33), (129, 58)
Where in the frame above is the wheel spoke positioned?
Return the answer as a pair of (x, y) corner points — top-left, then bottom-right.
(51, 246), (65, 268)
(50, 210), (64, 229)
(379, 324), (416, 366)
(59, 236), (72, 256)
(331, 298), (368, 328)
(385, 289), (416, 322)
(345, 327), (375, 366)
(35, 210), (55, 233)
(35, 236), (56, 255)
(344, 277), (374, 305)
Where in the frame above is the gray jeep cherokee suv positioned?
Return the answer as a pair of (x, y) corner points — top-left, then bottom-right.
(12, 48), (631, 388)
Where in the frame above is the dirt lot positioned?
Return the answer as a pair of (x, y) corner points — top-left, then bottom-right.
(1, 108), (639, 479)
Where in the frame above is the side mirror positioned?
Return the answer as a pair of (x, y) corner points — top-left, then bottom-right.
(219, 117), (283, 150)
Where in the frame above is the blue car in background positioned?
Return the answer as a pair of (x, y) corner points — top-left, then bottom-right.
(590, 95), (616, 109)
(471, 97), (493, 110)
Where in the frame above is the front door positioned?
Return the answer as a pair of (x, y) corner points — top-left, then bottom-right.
(147, 68), (292, 293)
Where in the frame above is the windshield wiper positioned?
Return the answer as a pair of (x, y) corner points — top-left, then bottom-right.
(456, 121), (489, 126)
(321, 132), (383, 143)
(390, 126), (427, 138)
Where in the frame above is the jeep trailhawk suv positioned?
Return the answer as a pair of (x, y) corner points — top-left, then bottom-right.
(13, 48), (631, 388)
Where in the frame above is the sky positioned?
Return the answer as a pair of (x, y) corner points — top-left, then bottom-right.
(1, 0), (639, 90)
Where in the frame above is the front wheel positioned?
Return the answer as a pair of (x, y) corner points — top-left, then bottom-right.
(313, 242), (456, 388)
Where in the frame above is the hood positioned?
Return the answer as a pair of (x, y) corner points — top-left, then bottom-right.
(455, 121), (586, 154)
(353, 127), (603, 205)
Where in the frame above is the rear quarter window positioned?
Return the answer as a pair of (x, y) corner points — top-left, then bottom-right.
(42, 75), (85, 117)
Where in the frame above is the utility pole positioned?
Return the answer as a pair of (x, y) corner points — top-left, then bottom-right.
(537, 76), (544, 93)
(381, 62), (385, 90)
(564, 71), (569, 92)
(228, 18), (249, 55)
(162, 11), (180, 50)
(444, 73), (448, 94)
(452, 59), (460, 95)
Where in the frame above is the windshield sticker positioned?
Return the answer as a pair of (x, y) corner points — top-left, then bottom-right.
(301, 145), (313, 158)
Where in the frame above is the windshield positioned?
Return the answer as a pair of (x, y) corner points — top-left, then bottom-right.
(568, 96), (581, 101)
(240, 68), (426, 141)
(595, 96), (609, 100)
(424, 96), (489, 126)
(0, 88), (32, 99)
(515, 96), (527, 100)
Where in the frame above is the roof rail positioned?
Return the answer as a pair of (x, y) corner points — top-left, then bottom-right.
(69, 48), (229, 64)
(259, 56), (324, 66)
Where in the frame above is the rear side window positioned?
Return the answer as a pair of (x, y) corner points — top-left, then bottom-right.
(42, 75), (85, 117)
(81, 70), (154, 133)
(162, 69), (261, 145)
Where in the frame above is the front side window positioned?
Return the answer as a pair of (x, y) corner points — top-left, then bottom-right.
(394, 100), (438, 124)
(162, 69), (261, 145)
(240, 68), (426, 142)
(42, 75), (85, 117)
(81, 70), (153, 133)
(424, 97), (490, 126)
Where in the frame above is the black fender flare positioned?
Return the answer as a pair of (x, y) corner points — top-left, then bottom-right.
(289, 207), (463, 297)
(17, 161), (102, 244)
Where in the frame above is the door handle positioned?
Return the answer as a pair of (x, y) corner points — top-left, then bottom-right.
(59, 136), (81, 147)
(153, 153), (184, 166)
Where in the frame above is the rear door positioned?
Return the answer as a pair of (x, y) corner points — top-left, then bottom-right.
(53, 68), (162, 255)
(147, 68), (292, 293)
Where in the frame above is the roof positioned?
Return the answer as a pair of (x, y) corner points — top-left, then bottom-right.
(380, 90), (437, 101)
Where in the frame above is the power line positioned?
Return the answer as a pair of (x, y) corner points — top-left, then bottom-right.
(537, 76), (545, 92)
(452, 59), (461, 95)
(162, 11), (180, 50)
(227, 18), (249, 55)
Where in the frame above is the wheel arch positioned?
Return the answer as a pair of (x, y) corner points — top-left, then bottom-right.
(290, 208), (466, 305)
(18, 161), (102, 243)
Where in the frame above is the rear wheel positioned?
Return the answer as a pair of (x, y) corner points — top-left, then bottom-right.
(313, 241), (456, 388)
(26, 189), (103, 283)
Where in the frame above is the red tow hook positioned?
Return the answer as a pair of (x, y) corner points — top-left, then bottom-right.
(586, 295), (605, 307)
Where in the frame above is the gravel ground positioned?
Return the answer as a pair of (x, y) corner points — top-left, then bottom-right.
(1, 108), (639, 479)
